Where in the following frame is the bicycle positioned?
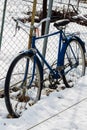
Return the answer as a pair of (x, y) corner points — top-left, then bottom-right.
(4, 17), (86, 118)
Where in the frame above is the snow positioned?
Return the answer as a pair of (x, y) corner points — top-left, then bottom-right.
(0, 76), (87, 130)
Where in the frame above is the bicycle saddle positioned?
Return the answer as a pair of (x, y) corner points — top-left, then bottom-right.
(54, 19), (70, 28)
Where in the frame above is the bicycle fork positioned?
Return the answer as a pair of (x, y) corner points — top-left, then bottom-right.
(20, 56), (36, 89)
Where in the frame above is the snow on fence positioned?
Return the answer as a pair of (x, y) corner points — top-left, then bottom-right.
(0, 0), (87, 89)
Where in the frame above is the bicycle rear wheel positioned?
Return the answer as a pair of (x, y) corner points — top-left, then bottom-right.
(63, 39), (85, 88)
(4, 53), (42, 118)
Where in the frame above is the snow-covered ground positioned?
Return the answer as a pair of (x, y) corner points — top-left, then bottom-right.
(0, 76), (87, 130)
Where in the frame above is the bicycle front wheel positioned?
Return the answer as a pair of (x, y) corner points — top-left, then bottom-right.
(4, 53), (42, 118)
(63, 39), (85, 88)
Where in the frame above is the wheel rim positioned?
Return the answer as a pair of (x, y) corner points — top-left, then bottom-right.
(7, 56), (41, 117)
(64, 40), (85, 86)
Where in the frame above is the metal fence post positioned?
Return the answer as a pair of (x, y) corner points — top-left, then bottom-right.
(0, 0), (7, 49)
(41, 0), (47, 35)
(42, 0), (53, 66)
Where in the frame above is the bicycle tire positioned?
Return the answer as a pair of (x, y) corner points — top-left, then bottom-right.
(4, 52), (43, 118)
(63, 39), (85, 88)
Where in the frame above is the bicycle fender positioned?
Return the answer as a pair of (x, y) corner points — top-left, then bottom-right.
(74, 35), (86, 53)
(20, 48), (37, 57)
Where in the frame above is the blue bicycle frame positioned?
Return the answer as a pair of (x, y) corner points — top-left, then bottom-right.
(22, 27), (85, 88)
(33, 30), (66, 79)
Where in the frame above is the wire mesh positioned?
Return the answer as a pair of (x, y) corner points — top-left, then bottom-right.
(0, 0), (87, 88)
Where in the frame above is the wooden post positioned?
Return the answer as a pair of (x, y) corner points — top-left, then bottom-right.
(28, 0), (37, 49)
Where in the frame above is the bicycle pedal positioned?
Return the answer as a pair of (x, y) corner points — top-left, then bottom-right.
(49, 84), (57, 89)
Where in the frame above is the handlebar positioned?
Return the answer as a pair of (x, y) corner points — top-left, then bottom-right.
(12, 17), (32, 29)
(35, 17), (50, 28)
(12, 17), (50, 29)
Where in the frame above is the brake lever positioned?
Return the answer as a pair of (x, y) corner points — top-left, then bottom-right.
(14, 22), (20, 36)
(12, 17), (20, 36)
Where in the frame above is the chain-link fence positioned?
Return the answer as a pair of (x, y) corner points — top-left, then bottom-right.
(0, 0), (87, 88)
